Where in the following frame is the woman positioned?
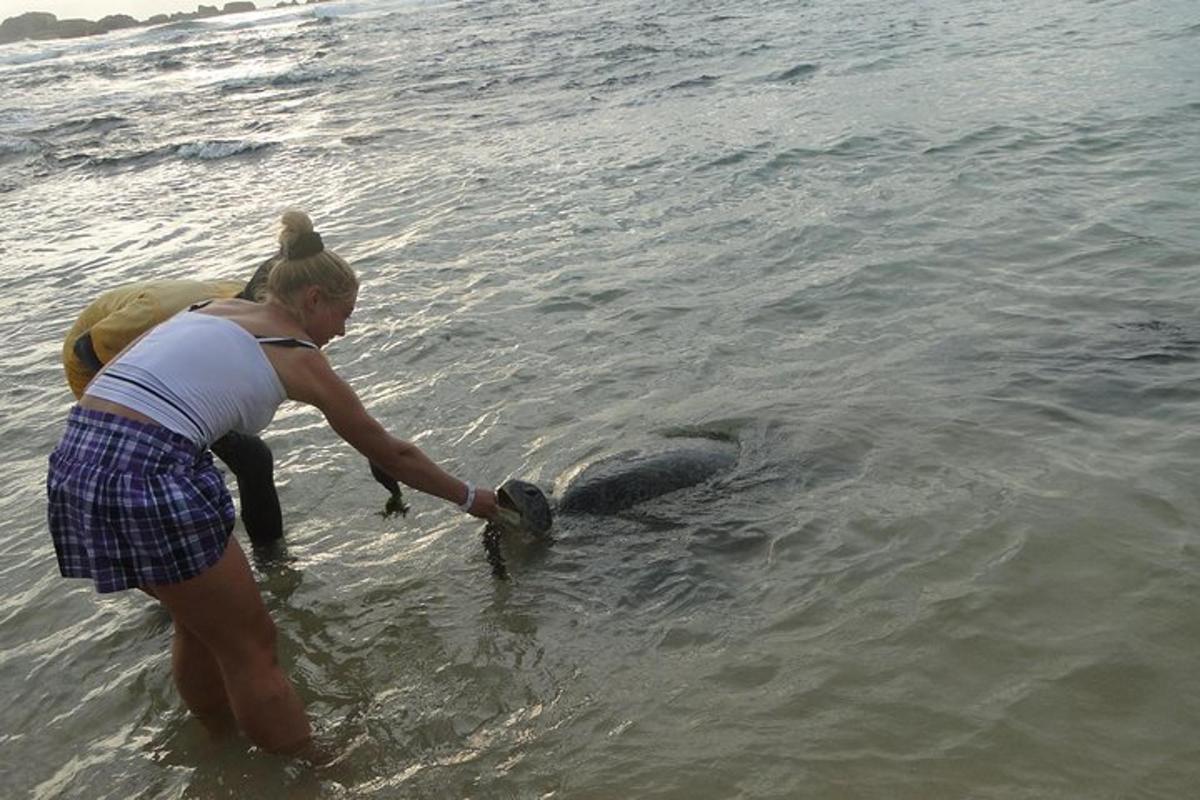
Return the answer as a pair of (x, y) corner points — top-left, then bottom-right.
(46, 210), (498, 759)
(59, 261), (290, 545)
(60, 255), (403, 547)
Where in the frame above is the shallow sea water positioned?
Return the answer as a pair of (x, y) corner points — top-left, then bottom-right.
(2, 0), (1200, 797)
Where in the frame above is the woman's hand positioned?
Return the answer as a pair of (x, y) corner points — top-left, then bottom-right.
(467, 487), (499, 520)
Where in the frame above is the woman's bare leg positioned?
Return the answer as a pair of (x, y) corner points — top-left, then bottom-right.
(138, 586), (233, 736)
(171, 622), (237, 738)
(148, 537), (313, 756)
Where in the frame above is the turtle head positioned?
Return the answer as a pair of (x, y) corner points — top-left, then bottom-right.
(494, 478), (553, 539)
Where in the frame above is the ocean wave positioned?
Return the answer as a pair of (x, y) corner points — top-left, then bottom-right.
(174, 139), (275, 159)
(215, 63), (360, 93)
(36, 114), (130, 138)
(593, 43), (665, 62)
(0, 107), (36, 125)
(766, 63), (819, 82)
(922, 124), (1043, 157)
(342, 133), (384, 145)
(52, 147), (169, 169)
(117, 18), (216, 48)
(410, 77), (475, 94)
(563, 70), (653, 93)
(276, 64), (360, 86)
(48, 139), (274, 170)
(154, 19), (210, 32)
(0, 136), (41, 160)
(666, 74), (720, 92)
(0, 46), (65, 67)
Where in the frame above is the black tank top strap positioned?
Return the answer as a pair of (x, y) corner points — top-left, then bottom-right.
(256, 335), (319, 350)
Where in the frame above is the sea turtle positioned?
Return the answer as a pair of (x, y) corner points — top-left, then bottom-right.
(484, 436), (739, 577)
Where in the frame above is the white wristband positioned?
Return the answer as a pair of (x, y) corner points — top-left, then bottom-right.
(458, 481), (476, 513)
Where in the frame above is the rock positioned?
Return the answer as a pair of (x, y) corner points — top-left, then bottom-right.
(0, 11), (59, 43)
(0, 0), (281, 45)
(96, 14), (139, 33)
(52, 19), (101, 38)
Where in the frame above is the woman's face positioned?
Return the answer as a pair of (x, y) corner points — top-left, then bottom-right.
(304, 287), (357, 347)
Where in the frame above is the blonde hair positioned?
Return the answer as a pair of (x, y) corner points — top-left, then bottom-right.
(264, 209), (358, 308)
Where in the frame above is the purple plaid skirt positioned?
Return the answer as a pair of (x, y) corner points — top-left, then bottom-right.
(47, 406), (235, 594)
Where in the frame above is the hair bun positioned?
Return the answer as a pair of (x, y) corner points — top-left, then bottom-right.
(265, 209), (358, 308)
(288, 231), (324, 259)
(278, 209), (314, 253)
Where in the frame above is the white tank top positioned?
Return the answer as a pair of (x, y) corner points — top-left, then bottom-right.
(85, 311), (315, 446)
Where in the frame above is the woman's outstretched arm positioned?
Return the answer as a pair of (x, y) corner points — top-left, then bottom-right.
(283, 349), (498, 518)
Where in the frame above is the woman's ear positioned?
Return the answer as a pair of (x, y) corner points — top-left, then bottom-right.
(304, 285), (323, 310)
